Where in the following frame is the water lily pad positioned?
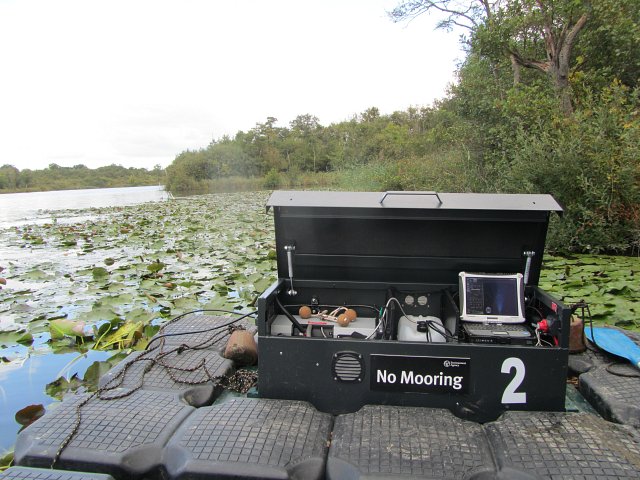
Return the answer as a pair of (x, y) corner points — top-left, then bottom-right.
(15, 332), (33, 345)
(77, 306), (119, 323)
(98, 321), (144, 349)
(92, 267), (109, 279)
(0, 329), (30, 345)
(253, 277), (274, 292)
(45, 374), (83, 400)
(15, 404), (45, 427)
(540, 254), (638, 329)
(49, 319), (89, 339)
(82, 360), (115, 389)
(22, 269), (54, 281)
(147, 261), (166, 273)
(60, 238), (77, 247)
(614, 318), (638, 328)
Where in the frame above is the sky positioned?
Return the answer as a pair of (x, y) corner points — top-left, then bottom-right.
(0, 0), (465, 171)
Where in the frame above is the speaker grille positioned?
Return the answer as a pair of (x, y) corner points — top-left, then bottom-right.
(332, 351), (364, 383)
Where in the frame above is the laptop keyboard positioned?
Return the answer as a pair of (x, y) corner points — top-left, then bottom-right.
(467, 323), (527, 332)
(464, 323), (532, 337)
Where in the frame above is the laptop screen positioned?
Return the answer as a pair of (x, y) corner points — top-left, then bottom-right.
(459, 272), (525, 323)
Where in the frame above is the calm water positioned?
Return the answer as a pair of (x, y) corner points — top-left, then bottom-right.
(0, 185), (169, 454)
(0, 350), (114, 454)
(0, 185), (169, 227)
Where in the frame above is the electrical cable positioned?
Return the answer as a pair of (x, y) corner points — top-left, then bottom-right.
(534, 326), (554, 347)
(146, 309), (256, 350)
(525, 304), (545, 321)
(283, 302), (383, 337)
(275, 295), (306, 335)
(283, 303), (380, 315)
(388, 296), (456, 340)
(370, 296), (456, 341)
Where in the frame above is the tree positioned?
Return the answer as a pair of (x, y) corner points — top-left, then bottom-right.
(483, 0), (589, 115)
(246, 117), (286, 173)
(572, 0), (640, 90)
(289, 114), (322, 171)
(391, 0), (590, 115)
(0, 164), (19, 189)
(389, 0), (491, 31)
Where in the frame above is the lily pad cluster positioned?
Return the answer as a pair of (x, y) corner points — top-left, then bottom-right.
(539, 255), (639, 329)
(0, 191), (276, 361)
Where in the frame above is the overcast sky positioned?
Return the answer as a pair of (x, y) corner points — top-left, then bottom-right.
(0, 0), (465, 171)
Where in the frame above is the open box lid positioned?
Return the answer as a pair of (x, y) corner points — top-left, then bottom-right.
(267, 190), (563, 286)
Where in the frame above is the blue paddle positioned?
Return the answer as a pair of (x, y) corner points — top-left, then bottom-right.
(585, 326), (640, 370)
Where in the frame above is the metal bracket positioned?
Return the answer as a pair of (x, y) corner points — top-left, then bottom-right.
(284, 244), (297, 296)
(379, 191), (443, 205)
(523, 250), (536, 284)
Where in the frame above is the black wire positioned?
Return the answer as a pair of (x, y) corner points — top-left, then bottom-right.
(422, 319), (456, 340)
(275, 295), (306, 335)
(381, 297), (456, 341)
(525, 304), (544, 321)
(283, 303), (381, 315)
(583, 303), (598, 349)
(162, 308), (256, 328)
(146, 309), (257, 350)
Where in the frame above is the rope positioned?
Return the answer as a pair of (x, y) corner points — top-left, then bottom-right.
(51, 316), (257, 467)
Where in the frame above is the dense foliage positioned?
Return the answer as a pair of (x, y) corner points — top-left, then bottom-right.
(166, 0), (639, 255)
(0, 163), (163, 193)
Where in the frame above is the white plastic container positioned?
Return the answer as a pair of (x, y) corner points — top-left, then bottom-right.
(397, 315), (446, 343)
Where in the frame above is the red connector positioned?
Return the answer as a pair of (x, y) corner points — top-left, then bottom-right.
(538, 319), (550, 333)
(537, 316), (560, 346)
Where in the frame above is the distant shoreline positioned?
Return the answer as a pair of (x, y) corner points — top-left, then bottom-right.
(0, 164), (164, 194)
(0, 181), (162, 195)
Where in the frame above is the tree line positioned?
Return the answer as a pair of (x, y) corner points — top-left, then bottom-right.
(0, 163), (163, 193)
(165, 0), (639, 254)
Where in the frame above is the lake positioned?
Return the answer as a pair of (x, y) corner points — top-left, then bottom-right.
(0, 185), (169, 227)
(0, 185), (176, 455)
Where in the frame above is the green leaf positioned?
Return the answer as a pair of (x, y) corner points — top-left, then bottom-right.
(0, 451), (13, 470)
(614, 319), (637, 328)
(147, 261), (166, 273)
(16, 332), (33, 345)
(92, 267), (109, 279)
(77, 306), (119, 323)
(15, 404), (45, 426)
(82, 360), (114, 389)
(45, 375), (82, 400)
(49, 319), (89, 339)
(97, 321), (144, 349)
(22, 269), (54, 281)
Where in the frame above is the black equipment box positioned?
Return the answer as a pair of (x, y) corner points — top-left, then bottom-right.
(257, 191), (569, 422)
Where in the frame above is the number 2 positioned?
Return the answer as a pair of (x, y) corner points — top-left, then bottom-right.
(501, 357), (527, 404)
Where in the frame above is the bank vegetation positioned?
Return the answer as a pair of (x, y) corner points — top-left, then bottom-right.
(165, 0), (639, 255)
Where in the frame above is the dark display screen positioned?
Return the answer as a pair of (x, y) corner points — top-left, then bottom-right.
(465, 276), (519, 316)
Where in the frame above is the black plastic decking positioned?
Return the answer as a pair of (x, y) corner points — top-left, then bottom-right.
(8, 316), (640, 480)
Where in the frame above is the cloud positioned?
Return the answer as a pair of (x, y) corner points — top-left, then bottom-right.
(0, 0), (463, 170)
